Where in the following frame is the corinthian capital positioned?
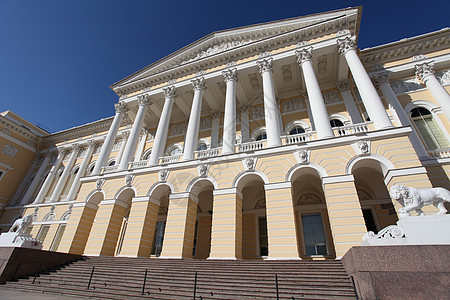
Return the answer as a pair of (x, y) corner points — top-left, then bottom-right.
(415, 62), (435, 81)
(223, 68), (239, 82)
(372, 72), (391, 87)
(337, 80), (350, 92)
(191, 77), (206, 91)
(337, 36), (357, 55)
(257, 58), (273, 74)
(163, 85), (177, 98)
(295, 47), (313, 66)
(138, 94), (152, 107)
(87, 139), (96, 148)
(114, 101), (129, 114)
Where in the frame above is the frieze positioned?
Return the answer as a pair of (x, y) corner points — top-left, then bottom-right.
(282, 98), (304, 113)
(436, 69), (450, 86)
(199, 117), (212, 131)
(323, 90), (341, 105)
(390, 77), (422, 94)
(170, 123), (187, 136)
(181, 40), (253, 65)
(250, 105), (264, 120)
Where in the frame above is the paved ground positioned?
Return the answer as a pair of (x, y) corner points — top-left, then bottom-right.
(0, 288), (85, 299)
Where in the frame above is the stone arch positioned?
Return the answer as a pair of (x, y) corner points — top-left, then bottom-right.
(286, 163), (328, 182)
(86, 190), (105, 206)
(284, 120), (312, 135)
(186, 176), (218, 194)
(147, 182), (174, 197)
(346, 154), (395, 177)
(113, 186), (138, 202)
(329, 113), (351, 126)
(233, 170), (269, 188)
(250, 126), (267, 141)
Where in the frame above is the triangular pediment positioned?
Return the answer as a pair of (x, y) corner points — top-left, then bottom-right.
(111, 7), (361, 94)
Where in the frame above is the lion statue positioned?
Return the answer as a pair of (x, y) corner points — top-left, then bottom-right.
(389, 185), (450, 216)
(8, 214), (33, 234)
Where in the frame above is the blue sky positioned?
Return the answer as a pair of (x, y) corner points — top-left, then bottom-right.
(0, 0), (448, 133)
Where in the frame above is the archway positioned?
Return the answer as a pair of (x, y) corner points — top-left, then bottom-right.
(290, 167), (334, 258)
(237, 174), (267, 259)
(114, 188), (136, 256)
(150, 184), (171, 257)
(351, 159), (398, 232)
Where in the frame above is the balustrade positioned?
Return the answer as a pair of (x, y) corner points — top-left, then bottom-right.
(102, 165), (118, 174)
(428, 148), (450, 158)
(238, 141), (264, 152)
(284, 132), (313, 145)
(159, 154), (182, 165)
(194, 148), (221, 159)
(333, 122), (371, 137)
(128, 160), (149, 170)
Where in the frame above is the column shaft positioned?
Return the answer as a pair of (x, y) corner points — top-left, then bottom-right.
(49, 145), (80, 202)
(66, 142), (96, 201)
(93, 101), (128, 174)
(240, 106), (250, 143)
(338, 36), (393, 130)
(115, 131), (129, 166)
(210, 112), (220, 148)
(183, 78), (205, 161)
(149, 86), (175, 166)
(257, 59), (282, 146)
(19, 153), (51, 205)
(296, 48), (334, 139)
(119, 95), (151, 170)
(133, 129), (148, 162)
(34, 149), (66, 204)
(338, 81), (363, 124)
(222, 69), (238, 154)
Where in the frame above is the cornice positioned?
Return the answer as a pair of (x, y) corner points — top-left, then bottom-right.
(112, 10), (359, 96)
(41, 115), (132, 147)
(360, 28), (450, 66)
(0, 114), (40, 145)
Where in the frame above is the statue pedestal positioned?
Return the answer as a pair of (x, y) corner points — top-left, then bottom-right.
(0, 232), (42, 250)
(362, 214), (450, 246)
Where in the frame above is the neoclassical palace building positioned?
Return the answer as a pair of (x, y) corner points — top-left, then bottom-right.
(1, 7), (449, 260)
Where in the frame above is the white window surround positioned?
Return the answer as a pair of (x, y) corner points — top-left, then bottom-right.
(86, 161), (96, 175)
(250, 127), (267, 141)
(329, 113), (351, 126)
(107, 158), (117, 166)
(141, 148), (152, 160)
(197, 138), (211, 149)
(284, 120), (311, 135)
(165, 143), (183, 156)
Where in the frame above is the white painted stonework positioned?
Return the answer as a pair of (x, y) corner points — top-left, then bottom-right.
(362, 214), (450, 246)
(0, 215), (42, 249)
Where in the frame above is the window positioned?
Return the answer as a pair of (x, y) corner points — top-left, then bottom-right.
(142, 149), (152, 160)
(302, 214), (327, 256)
(50, 224), (66, 251)
(258, 217), (268, 256)
(108, 160), (116, 166)
(37, 225), (50, 243)
(289, 126), (305, 135)
(255, 132), (267, 141)
(330, 119), (344, 128)
(196, 143), (208, 151)
(151, 221), (166, 257)
(362, 209), (378, 233)
(115, 211), (129, 255)
(411, 107), (449, 150)
(88, 164), (95, 175)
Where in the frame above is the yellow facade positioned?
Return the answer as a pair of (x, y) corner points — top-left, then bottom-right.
(1, 7), (449, 261)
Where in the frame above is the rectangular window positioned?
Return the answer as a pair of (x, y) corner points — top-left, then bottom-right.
(50, 225), (66, 251)
(302, 214), (327, 256)
(362, 209), (378, 233)
(37, 225), (50, 243)
(258, 217), (268, 256)
(151, 221), (166, 257)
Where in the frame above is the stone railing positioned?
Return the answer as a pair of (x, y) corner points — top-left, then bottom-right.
(129, 160), (149, 170)
(333, 122), (372, 137)
(428, 148), (450, 158)
(102, 165), (118, 174)
(159, 154), (182, 165)
(238, 141), (264, 152)
(284, 132), (313, 145)
(195, 148), (220, 159)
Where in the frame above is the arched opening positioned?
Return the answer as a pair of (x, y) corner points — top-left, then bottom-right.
(190, 180), (214, 259)
(113, 188), (135, 256)
(238, 174), (268, 259)
(289, 126), (305, 135)
(150, 185), (171, 257)
(290, 167), (334, 258)
(351, 159), (398, 233)
(410, 107), (449, 150)
(62, 166), (80, 196)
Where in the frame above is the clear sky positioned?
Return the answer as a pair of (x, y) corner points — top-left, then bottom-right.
(0, 0), (448, 133)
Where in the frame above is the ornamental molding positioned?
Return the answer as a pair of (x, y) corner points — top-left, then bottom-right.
(112, 12), (357, 95)
(159, 169), (169, 182)
(2, 145), (18, 158)
(242, 157), (257, 171)
(294, 149), (310, 164)
(197, 164), (209, 177)
(0, 115), (40, 144)
(351, 140), (371, 155)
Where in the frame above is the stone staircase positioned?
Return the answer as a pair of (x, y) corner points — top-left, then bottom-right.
(1, 256), (356, 299)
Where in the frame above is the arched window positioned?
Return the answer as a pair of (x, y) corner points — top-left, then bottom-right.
(289, 126), (305, 135)
(330, 119), (344, 128)
(62, 166), (80, 196)
(142, 149), (152, 160)
(166, 144), (182, 156)
(108, 160), (116, 166)
(197, 143), (208, 151)
(411, 107), (449, 150)
(255, 132), (267, 141)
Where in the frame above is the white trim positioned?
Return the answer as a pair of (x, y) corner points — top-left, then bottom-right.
(233, 170), (269, 188)
(186, 176), (218, 193)
(383, 166), (427, 185)
(286, 163), (328, 181)
(250, 126), (267, 141)
(284, 120), (311, 135)
(322, 174), (355, 185)
(329, 113), (351, 126)
(100, 198), (129, 208)
(32, 220), (68, 225)
(345, 154), (396, 177)
(264, 182), (292, 190)
(147, 182), (174, 197)
(0, 130), (36, 152)
(213, 188), (242, 199)
(73, 202), (98, 210)
(132, 196), (161, 206)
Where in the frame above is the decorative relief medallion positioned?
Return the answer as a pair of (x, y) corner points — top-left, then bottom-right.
(197, 164), (209, 177)
(336, 29), (350, 37)
(243, 157), (256, 171)
(248, 74), (260, 90)
(125, 175), (134, 186)
(2, 145), (18, 158)
(411, 54), (428, 62)
(159, 169), (168, 181)
(294, 149), (310, 164)
(96, 179), (105, 190)
(436, 69), (450, 86)
(296, 41), (309, 48)
(281, 65), (292, 82)
(352, 140), (370, 155)
(390, 77), (422, 94)
(317, 54), (327, 75)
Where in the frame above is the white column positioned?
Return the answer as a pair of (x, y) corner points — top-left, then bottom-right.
(93, 101), (128, 175)
(183, 77), (205, 161)
(222, 68), (238, 154)
(149, 86), (176, 166)
(296, 48), (334, 139)
(12, 153), (41, 205)
(66, 140), (96, 201)
(119, 94), (152, 170)
(134, 128), (149, 162)
(337, 36), (393, 130)
(49, 144), (81, 202)
(19, 152), (52, 205)
(34, 148), (66, 204)
(257, 58), (282, 146)
(276, 98), (284, 135)
(374, 73), (429, 158)
(210, 111), (221, 149)
(303, 94), (316, 131)
(416, 62), (450, 121)
(338, 81), (363, 124)
(115, 131), (129, 166)
(239, 105), (250, 143)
